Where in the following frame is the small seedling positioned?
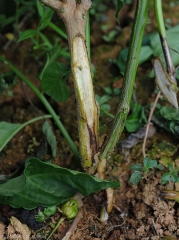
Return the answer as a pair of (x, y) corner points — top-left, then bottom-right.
(161, 164), (179, 185)
(130, 157), (163, 185)
(46, 200), (78, 240)
(35, 206), (57, 222)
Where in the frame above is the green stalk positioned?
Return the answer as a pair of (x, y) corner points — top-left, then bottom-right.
(85, 11), (90, 61)
(48, 21), (67, 40)
(153, 0), (175, 80)
(100, 0), (149, 160)
(47, 217), (65, 240)
(153, 0), (166, 38)
(0, 55), (79, 161)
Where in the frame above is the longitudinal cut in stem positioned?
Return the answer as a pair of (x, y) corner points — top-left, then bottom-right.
(41, 0), (99, 170)
(100, 0), (149, 161)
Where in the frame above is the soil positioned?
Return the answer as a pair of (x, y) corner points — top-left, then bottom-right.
(1, 1), (179, 239)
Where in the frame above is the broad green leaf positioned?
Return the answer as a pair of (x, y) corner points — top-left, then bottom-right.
(0, 122), (21, 152)
(130, 164), (142, 172)
(18, 30), (37, 42)
(42, 121), (57, 158)
(0, 158), (120, 209)
(129, 172), (142, 185)
(41, 62), (70, 102)
(143, 157), (157, 172)
(0, 175), (25, 196)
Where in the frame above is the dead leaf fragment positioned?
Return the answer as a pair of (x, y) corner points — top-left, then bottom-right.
(7, 216), (31, 240)
(0, 222), (6, 240)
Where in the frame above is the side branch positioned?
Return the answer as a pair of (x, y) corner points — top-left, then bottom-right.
(100, 0), (149, 160)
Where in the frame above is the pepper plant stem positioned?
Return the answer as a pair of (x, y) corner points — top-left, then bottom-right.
(41, 0), (99, 170)
(0, 55), (79, 161)
(100, 0), (149, 160)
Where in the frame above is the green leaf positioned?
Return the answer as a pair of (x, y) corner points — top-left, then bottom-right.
(95, 95), (110, 105)
(43, 206), (56, 217)
(125, 103), (146, 132)
(156, 164), (165, 170)
(160, 106), (179, 121)
(115, 0), (127, 24)
(41, 62), (70, 102)
(116, 46), (153, 73)
(36, 0), (44, 17)
(0, 158), (120, 209)
(162, 173), (175, 183)
(129, 172), (142, 185)
(143, 157), (157, 172)
(0, 116), (51, 152)
(138, 46), (153, 65)
(0, 175), (25, 197)
(39, 46), (64, 80)
(42, 121), (57, 158)
(130, 164), (142, 172)
(0, 122), (21, 152)
(38, 8), (54, 31)
(18, 30), (37, 42)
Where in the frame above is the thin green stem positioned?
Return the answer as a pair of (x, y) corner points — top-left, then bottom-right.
(153, 0), (175, 80)
(153, 0), (166, 38)
(85, 11), (90, 61)
(48, 21), (67, 40)
(0, 55), (79, 161)
(0, 115), (52, 152)
(100, 0), (149, 160)
(101, 109), (115, 119)
(47, 217), (65, 240)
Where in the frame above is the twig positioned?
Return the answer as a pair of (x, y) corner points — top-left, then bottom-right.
(62, 209), (83, 240)
(142, 91), (161, 158)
